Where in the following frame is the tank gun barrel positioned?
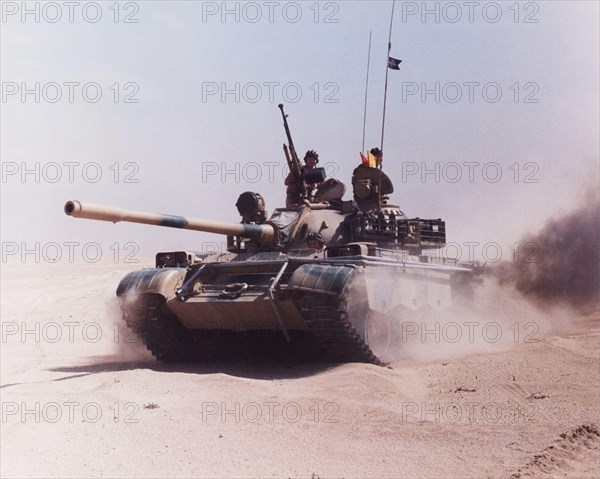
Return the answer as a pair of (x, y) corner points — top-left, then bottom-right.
(64, 200), (276, 241)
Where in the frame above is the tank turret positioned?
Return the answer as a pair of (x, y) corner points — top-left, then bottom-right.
(65, 197), (446, 257)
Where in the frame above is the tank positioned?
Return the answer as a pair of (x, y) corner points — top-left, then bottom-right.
(63, 105), (474, 365)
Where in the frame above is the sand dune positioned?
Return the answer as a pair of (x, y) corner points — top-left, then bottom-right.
(1, 260), (598, 478)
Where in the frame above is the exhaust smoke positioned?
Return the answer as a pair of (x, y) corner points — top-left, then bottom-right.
(492, 192), (600, 312)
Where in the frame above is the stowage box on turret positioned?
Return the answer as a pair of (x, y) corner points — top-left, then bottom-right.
(64, 106), (473, 365)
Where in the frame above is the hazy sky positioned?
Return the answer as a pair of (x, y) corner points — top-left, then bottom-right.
(1, 0), (598, 265)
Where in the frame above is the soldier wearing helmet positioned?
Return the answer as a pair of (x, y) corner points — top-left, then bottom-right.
(285, 150), (322, 207)
(306, 232), (325, 251)
(352, 147), (394, 212)
(302, 150), (319, 169)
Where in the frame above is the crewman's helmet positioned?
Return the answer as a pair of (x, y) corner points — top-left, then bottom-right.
(304, 150), (319, 163)
(306, 232), (325, 249)
(369, 147), (382, 158)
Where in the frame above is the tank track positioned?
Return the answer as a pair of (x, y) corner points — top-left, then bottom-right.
(294, 292), (386, 366)
(122, 294), (198, 362)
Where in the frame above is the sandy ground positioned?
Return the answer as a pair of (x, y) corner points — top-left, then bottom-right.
(1, 259), (598, 479)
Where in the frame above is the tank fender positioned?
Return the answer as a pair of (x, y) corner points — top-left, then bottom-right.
(286, 263), (357, 295)
(116, 268), (186, 301)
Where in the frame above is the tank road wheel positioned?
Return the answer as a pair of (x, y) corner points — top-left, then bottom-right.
(122, 294), (194, 362)
(364, 311), (392, 361)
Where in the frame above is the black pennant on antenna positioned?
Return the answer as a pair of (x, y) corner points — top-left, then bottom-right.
(388, 56), (402, 70)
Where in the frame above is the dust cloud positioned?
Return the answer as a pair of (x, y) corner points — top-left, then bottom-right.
(369, 191), (599, 364)
(384, 276), (563, 363)
(103, 290), (152, 362)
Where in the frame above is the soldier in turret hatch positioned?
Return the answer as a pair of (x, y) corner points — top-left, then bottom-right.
(306, 232), (325, 251)
(352, 147), (394, 212)
(285, 150), (322, 207)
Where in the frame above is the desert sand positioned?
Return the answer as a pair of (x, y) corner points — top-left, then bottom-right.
(1, 259), (598, 479)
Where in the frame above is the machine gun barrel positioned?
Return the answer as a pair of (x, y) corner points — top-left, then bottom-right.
(282, 144), (297, 178)
(278, 103), (302, 178)
(64, 200), (276, 241)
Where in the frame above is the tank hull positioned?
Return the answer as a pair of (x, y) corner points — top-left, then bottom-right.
(117, 256), (465, 364)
